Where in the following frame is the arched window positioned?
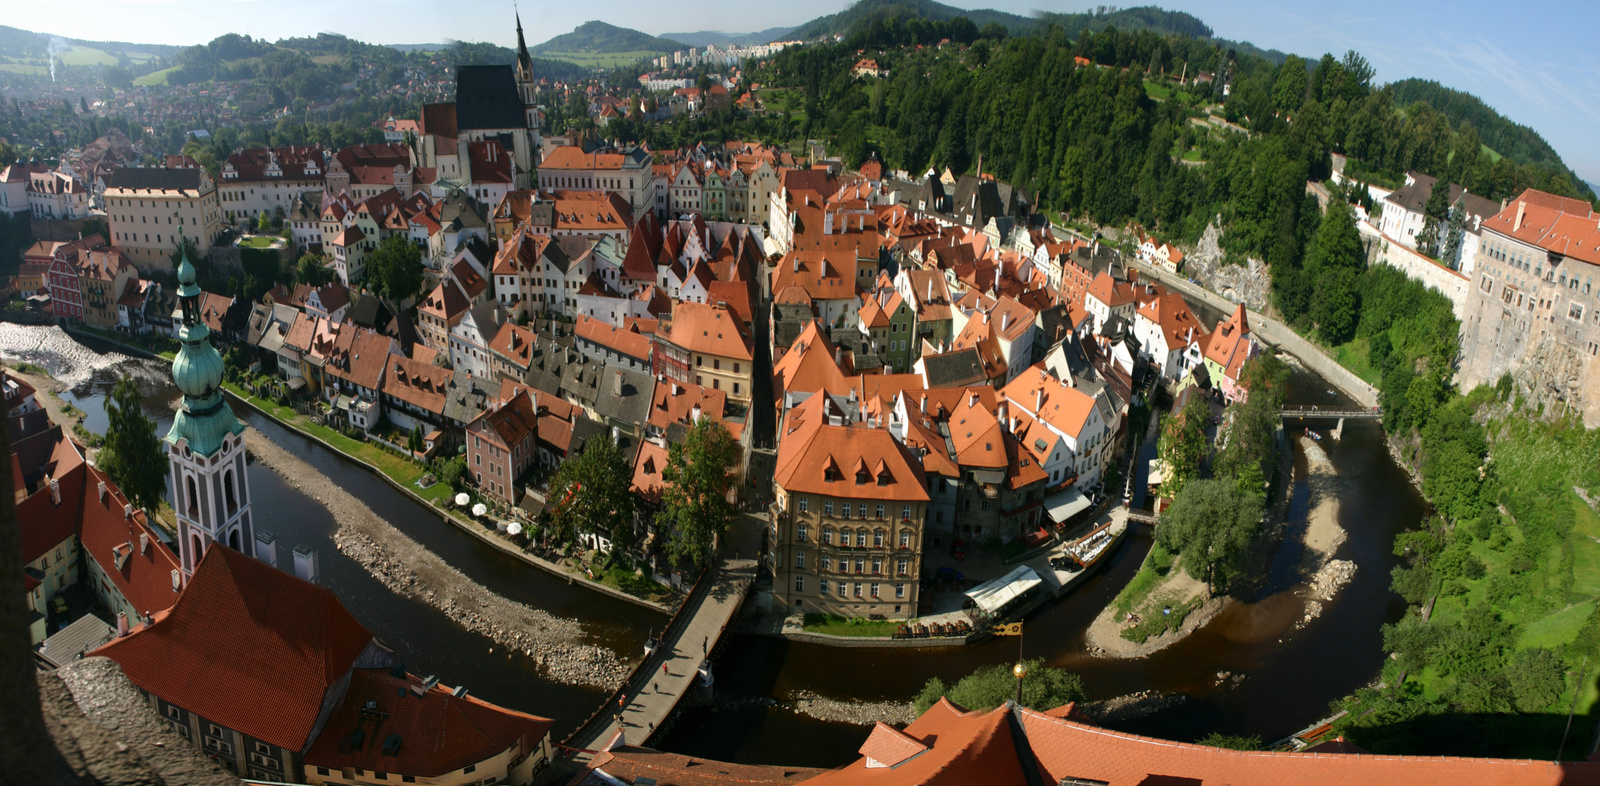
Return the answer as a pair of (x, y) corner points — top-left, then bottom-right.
(224, 470), (237, 517)
(190, 534), (202, 563)
(228, 528), (240, 551)
(185, 475), (199, 519)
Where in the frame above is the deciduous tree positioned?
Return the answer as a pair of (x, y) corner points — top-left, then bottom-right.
(912, 659), (1084, 715)
(1156, 394), (1210, 500)
(98, 374), (166, 513)
(363, 233), (422, 302)
(546, 435), (636, 561)
(659, 418), (740, 569)
(1156, 478), (1263, 591)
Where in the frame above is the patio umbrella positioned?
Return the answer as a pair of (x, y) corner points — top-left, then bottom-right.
(507, 522), (523, 536)
(455, 493), (470, 507)
(472, 503), (488, 517)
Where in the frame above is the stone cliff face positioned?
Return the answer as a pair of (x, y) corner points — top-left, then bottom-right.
(1510, 337), (1598, 428)
(1182, 222), (1272, 312)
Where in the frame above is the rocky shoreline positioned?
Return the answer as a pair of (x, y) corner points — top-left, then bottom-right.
(784, 691), (916, 725)
(1080, 690), (1189, 724)
(243, 430), (630, 689)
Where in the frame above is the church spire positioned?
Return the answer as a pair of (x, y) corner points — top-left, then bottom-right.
(515, 6), (532, 74)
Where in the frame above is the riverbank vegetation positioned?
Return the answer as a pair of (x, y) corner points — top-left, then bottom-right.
(913, 659), (1085, 715)
(97, 373), (166, 512)
(802, 614), (898, 638)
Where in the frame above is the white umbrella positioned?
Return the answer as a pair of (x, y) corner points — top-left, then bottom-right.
(455, 493), (470, 507)
(507, 522), (523, 536)
(496, 520), (510, 533)
(472, 503), (488, 517)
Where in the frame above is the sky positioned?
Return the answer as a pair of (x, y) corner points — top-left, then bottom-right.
(9, 0), (1599, 182)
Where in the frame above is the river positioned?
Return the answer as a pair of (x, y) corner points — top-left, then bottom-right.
(6, 324), (1420, 768)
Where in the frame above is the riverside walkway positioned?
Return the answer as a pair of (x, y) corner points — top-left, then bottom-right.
(561, 524), (758, 760)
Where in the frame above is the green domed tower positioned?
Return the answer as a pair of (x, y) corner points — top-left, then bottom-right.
(164, 236), (254, 584)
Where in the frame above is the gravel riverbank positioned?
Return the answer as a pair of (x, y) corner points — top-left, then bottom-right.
(784, 691), (916, 725)
(243, 429), (630, 689)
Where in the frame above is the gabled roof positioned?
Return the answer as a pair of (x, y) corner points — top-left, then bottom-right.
(582, 746), (824, 786)
(630, 440), (670, 505)
(803, 698), (1027, 786)
(1001, 366), (1097, 440)
(1203, 303), (1253, 382)
(574, 315), (652, 362)
(772, 321), (852, 402)
(1134, 291), (1205, 351)
(383, 354), (452, 415)
(76, 465), (184, 619)
(659, 302), (752, 361)
(1484, 187), (1600, 267)
(773, 394), (928, 502)
(304, 668), (551, 777)
(95, 547), (376, 751)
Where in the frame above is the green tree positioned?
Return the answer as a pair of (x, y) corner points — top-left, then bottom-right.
(363, 233), (422, 301)
(1155, 394), (1210, 500)
(97, 374), (167, 513)
(1197, 733), (1262, 750)
(1156, 478), (1264, 591)
(912, 659), (1084, 716)
(256, 211), (271, 233)
(1271, 55), (1308, 114)
(1312, 266), (1361, 345)
(546, 435), (637, 560)
(659, 417), (740, 569)
(1414, 180), (1450, 258)
(295, 253), (335, 287)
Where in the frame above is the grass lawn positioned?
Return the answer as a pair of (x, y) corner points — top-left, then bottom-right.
(539, 50), (663, 68)
(802, 613), (899, 637)
(238, 236), (278, 248)
(1142, 79), (1172, 100)
(1121, 593), (1202, 643)
(222, 381), (453, 507)
(134, 65), (180, 86)
(1331, 335), (1381, 386)
(594, 563), (676, 605)
(1181, 149), (1203, 162)
(1112, 543), (1174, 615)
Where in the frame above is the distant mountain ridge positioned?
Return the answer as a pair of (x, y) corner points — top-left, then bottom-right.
(788, 0), (1034, 40)
(659, 27), (798, 47)
(529, 21), (682, 55)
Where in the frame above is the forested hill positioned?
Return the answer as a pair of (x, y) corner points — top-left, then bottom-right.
(528, 21), (682, 55)
(789, 0), (1037, 40)
(661, 28), (798, 47)
(1389, 78), (1581, 179)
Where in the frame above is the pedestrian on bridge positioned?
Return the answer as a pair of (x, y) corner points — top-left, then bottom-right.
(662, 663), (670, 676)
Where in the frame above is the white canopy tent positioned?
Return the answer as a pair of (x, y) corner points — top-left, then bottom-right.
(964, 565), (1044, 617)
(1044, 487), (1092, 523)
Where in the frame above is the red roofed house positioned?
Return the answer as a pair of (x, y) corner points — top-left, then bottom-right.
(653, 301), (754, 404)
(465, 387), (540, 505)
(770, 393), (928, 619)
(574, 314), (653, 372)
(1203, 303), (1260, 403)
(77, 246), (138, 330)
(1131, 289), (1207, 382)
(95, 545), (552, 785)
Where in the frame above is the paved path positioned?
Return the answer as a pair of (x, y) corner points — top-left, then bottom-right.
(1126, 261), (1380, 408)
(564, 517), (760, 758)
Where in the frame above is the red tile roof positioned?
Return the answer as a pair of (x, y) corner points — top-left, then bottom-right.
(631, 441), (670, 504)
(17, 439), (87, 564)
(94, 547), (375, 751)
(575, 315), (652, 362)
(304, 668), (551, 777)
(858, 721), (929, 768)
(659, 302), (752, 361)
(584, 746), (824, 786)
(77, 465), (183, 618)
(804, 699), (1027, 786)
(1203, 303), (1253, 382)
(773, 395), (928, 502)
(1485, 188), (1600, 268)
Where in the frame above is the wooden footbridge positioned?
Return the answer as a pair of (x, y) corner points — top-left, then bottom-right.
(1279, 405), (1382, 440)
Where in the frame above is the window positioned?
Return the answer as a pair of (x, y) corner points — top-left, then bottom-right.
(856, 531), (868, 547)
(798, 497), (808, 513)
(253, 742), (272, 755)
(872, 557), (883, 574)
(875, 504), (885, 520)
(822, 528), (832, 544)
(900, 531), (911, 548)
(820, 579), (830, 594)
(874, 529), (885, 546)
(317, 768), (331, 776)
(902, 506), (912, 520)
(165, 705), (180, 719)
(794, 576), (804, 592)
(795, 551), (806, 569)
(854, 582), (863, 597)
(208, 724), (225, 737)
(797, 524), (809, 542)
(822, 556), (832, 571)
(898, 558), (909, 575)
(463, 764), (476, 775)
(855, 558), (865, 574)
(824, 501), (833, 516)
(871, 582), (880, 597)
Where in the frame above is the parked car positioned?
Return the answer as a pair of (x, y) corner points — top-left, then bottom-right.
(935, 566), (964, 583)
(50, 595), (68, 615)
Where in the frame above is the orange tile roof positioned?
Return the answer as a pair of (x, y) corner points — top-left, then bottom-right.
(95, 547), (374, 751)
(804, 699), (1028, 786)
(772, 321), (852, 401)
(1203, 302), (1253, 382)
(490, 320), (538, 370)
(1135, 291), (1206, 349)
(1485, 188), (1600, 268)
(383, 354), (451, 415)
(585, 746), (824, 785)
(773, 395), (928, 502)
(1000, 366), (1097, 440)
(660, 302), (752, 361)
(1085, 271), (1138, 308)
(77, 465), (183, 618)
(631, 441), (670, 504)
(304, 668), (551, 778)
(539, 145), (629, 171)
(649, 379), (726, 431)
(574, 314), (652, 361)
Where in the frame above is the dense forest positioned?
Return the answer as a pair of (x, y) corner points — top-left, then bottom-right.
(527, 21), (683, 56)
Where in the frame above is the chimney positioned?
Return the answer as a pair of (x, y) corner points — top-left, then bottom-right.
(116, 611), (129, 637)
(293, 544), (319, 584)
(793, 256), (799, 273)
(1001, 311), (1010, 332)
(1515, 201), (1526, 232)
(613, 371), (623, 396)
(690, 403), (702, 423)
(256, 531), (277, 567)
(997, 401), (1007, 425)
(170, 569), (181, 593)
(49, 479), (60, 505)
(98, 481), (106, 501)
(835, 346), (843, 364)
(124, 503), (133, 520)
(982, 311), (990, 325)
(1036, 388), (1045, 412)
(139, 533), (149, 554)
(926, 280), (933, 302)
(919, 393), (927, 414)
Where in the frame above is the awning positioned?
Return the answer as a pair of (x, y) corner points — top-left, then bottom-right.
(1147, 459), (1165, 486)
(964, 565), (1043, 616)
(1044, 487), (1092, 523)
(335, 394), (352, 411)
(285, 377), (307, 391)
